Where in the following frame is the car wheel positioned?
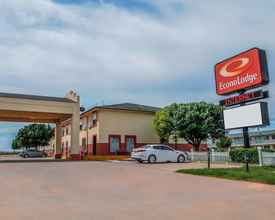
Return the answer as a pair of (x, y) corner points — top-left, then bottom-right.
(177, 155), (185, 163)
(148, 155), (157, 163)
(137, 159), (143, 163)
(24, 154), (29, 158)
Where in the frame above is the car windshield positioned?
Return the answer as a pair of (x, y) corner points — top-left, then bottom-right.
(153, 145), (174, 151)
(165, 146), (174, 151)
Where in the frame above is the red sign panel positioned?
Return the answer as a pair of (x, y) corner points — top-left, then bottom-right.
(215, 48), (268, 95)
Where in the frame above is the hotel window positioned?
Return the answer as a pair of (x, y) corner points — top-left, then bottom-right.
(80, 122), (86, 130)
(255, 136), (269, 142)
(272, 135), (275, 140)
(82, 119), (87, 130)
(62, 128), (65, 137)
(233, 137), (243, 145)
(66, 127), (69, 135)
(90, 112), (97, 128)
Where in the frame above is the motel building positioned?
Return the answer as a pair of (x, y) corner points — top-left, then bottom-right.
(56, 103), (204, 158)
(228, 128), (275, 149)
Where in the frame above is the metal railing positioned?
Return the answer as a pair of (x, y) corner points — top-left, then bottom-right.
(257, 147), (275, 166)
(262, 152), (275, 166)
(232, 139), (275, 147)
(190, 151), (230, 162)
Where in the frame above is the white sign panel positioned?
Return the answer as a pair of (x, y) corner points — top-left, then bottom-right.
(223, 102), (268, 130)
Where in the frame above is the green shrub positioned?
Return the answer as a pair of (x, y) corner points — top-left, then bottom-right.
(216, 136), (232, 149)
(229, 147), (258, 163)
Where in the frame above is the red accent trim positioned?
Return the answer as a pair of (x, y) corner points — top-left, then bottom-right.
(55, 153), (62, 159)
(169, 143), (208, 152)
(108, 135), (121, 154)
(70, 154), (81, 160)
(135, 143), (208, 152)
(86, 142), (208, 155)
(96, 143), (108, 155)
(88, 144), (92, 154)
(65, 147), (69, 159)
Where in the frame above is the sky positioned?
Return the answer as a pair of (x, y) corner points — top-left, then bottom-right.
(1, 0), (275, 150)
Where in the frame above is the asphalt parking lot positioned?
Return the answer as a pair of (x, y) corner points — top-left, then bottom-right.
(0, 161), (274, 220)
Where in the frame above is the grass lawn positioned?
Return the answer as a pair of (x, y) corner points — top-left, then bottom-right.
(177, 166), (275, 185)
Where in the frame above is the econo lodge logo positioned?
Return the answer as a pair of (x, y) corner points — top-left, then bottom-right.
(219, 57), (251, 77)
(215, 48), (266, 95)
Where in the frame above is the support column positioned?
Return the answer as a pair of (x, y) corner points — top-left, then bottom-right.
(70, 105), (81, 160)
(55, 122), (62, 159)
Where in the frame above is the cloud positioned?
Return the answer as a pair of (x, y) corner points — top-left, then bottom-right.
(0, 0), (275, 114)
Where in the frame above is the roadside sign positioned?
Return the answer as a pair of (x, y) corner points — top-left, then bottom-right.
(214, 47), (270, 148)
(215, 48), (268, 95)
(219, 90), (268, 107)
(223, 102), (269, 130)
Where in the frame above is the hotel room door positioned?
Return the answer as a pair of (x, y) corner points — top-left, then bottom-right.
(125, 136), (136, 153)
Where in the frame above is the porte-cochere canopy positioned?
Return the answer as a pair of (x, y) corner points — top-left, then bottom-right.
(0, 91), (80, 159)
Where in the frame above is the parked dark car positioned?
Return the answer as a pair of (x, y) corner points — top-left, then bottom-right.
(19, 149), (47, 158)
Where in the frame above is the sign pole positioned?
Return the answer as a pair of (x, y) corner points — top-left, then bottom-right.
(239, 90), (250, 148)
(243, 127), (250, 148)
(239, 90), (250, 172)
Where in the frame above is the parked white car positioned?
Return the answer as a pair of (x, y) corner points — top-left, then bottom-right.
(131, 144), (190, 163)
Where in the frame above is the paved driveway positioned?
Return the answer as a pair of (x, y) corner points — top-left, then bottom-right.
(0, 161), (274, 220)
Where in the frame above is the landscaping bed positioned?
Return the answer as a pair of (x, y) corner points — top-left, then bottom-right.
(177, 166), (275, 185)
(84, 155), (130, 161)
(0, 151), (18, 156)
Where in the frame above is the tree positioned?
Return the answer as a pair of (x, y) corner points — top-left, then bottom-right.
(153, 108), (171, 144)
(153, 103), (184, 148)
(12, 124), (54, 150)
(11, 139), (21, 150)
(153, 102), (224, 151)
(178, 102), (224, 151)
(216, 136), (232, 150)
